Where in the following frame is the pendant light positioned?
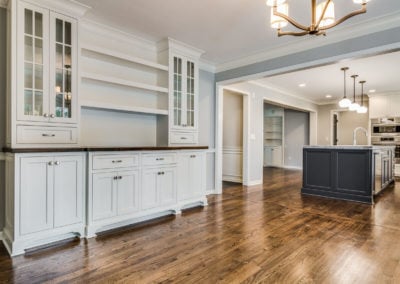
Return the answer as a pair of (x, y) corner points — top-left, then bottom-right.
(357, 80), (368, 113)
(338, 67), (351, 108)
(349, 75), (360, 111)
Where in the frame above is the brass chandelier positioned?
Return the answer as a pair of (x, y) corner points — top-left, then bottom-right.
(267, 0), (371, 36)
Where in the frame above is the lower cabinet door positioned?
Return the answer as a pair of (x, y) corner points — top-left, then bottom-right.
(159, 167), (176, 206)
(20, 156), (54, 235)
(54, 155), (83, 227)
(117, 170), (140, 216)
(190, 154), (204, 197)
(92, 172), (118, 221)
(177, 154), (191, 201)
(141, 168), (159, 210)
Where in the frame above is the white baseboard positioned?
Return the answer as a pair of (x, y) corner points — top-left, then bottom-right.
(206, 189), (216, 195)
(222, 176), (242, 183)
(283, 165), (303, 170)
(0, 231), (3, 241)
(244, 180), (263, 186)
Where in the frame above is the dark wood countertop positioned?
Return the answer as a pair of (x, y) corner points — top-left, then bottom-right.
(3, 146), (209, 153)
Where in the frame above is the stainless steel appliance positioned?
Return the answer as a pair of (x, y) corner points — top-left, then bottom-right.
(371, 117), (400, 176)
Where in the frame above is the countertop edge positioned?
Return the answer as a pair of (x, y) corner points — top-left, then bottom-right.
(2, 146), (209, 153)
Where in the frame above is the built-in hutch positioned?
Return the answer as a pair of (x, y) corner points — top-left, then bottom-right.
(264, 104), (284, 167)
(3, 0), (208, 256)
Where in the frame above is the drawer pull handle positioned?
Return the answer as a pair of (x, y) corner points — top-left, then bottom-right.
(112, 160), (123, 163)
(158, 172), (165, 175)
(113, 176), (118, 180)
(156, 158), (165, 161)
(42, 134), (56, 137)
(50, 114), (55, 118)
(190, 155), (196, 158)
(118, 176), (122, 180)
(181, 137), (187, 140)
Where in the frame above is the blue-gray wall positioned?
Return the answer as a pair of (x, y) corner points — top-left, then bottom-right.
(216, 27), (400, 82)
(284, 109), (309, 168)
(0, 7), (7, 230)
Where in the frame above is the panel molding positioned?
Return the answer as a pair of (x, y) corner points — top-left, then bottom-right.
(223, 147), (243, 183)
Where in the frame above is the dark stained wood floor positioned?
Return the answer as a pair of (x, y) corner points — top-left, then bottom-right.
(1, 167), (400, 283)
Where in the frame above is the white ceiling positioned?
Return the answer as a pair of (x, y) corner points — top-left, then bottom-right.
(76, 0), (400, 64)
(253, 50), (400, 104)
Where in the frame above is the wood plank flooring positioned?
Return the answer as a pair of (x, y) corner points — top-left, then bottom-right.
(1, 167), (400, 283)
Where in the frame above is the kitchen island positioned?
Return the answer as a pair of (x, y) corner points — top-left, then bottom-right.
(302, 145), (395, 204)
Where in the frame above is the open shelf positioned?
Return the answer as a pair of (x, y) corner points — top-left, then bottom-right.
(81, 44), (169, 72)
(81, 72), (169, 94)
(80, 100), (169, 116)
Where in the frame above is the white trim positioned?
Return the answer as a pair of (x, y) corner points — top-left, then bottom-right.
(223, 146), (243, 154)
(157, 37), (204, 57)
(0, 0), (8, 8)
(0, 153), (5, 161)
(244, 180), (263, 186)
(216, 11), (400, 73)
(283, 165), (303, 170)
(206, 148), (216, 154)
(22, 0), (91, 18)
(0, 231), (3, 241)
(206, 189), (216, 195)
(80, 19), (158, 53)
(222, 176), (243, 183)
(199, 59), (216, 73)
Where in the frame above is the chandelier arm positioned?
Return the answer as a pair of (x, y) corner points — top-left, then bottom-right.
(278, 30), (311, 37)
(273, 7), (309, 31)
(314, 0), (332, 30)
(319, 4), (367, 30)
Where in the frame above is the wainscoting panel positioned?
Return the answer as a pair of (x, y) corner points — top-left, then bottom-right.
(223, 147), (243, 183)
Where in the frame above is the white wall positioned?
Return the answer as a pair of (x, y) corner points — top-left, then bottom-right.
(222, 90), (243, 182)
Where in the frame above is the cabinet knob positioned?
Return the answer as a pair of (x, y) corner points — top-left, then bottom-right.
(42, 134), (56, 137)
(50, 114), (55, 118)
(113, 176), (118, 180)
(190, 155), (196, 158)
(119, 176), (122, 180)
(48, 161), (54, 166)
(55, 161), (60, 166)
(43, 113), (49, 118)
(181, 137), (187, 140)
(112, 160), (122, 163)
(156, 158), (165, 161)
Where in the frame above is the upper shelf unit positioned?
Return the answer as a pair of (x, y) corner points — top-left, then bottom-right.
(81, 72), (169, 94)
(80, 100), (168, 116)
(81, 43), (169, 72)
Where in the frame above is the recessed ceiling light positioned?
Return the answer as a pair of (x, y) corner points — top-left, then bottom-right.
(325, 94), (332, 98)
(299, 83), (306, 87)
(369, 89), (376, 93)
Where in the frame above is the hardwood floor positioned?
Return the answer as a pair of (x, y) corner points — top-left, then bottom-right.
(1, 167), (400, 283)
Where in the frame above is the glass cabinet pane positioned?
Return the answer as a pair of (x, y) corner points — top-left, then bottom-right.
(24, 90), (33, 115)
(24, 36), (33, 62)
(34, 65), (43, 90)
(53, 18), (73, 118)
(34, 12), (42, 37)
(24, 63), (33, 88)
(25, 9), (33, 35)
(186, 61), (195, 127)
(173, 57), (183, 126)
(34, 91), (43, 115)
(34, 38), (43, 64)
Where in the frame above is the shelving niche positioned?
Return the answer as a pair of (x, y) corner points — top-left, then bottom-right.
(80, 43), (169, 116)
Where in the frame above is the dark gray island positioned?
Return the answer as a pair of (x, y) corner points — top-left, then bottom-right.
(302, 145), (395, 204)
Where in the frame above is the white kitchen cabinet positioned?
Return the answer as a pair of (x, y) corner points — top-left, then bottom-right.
(7, 0), (81, 148)
(165, 40), (204, 145)
(177, 152), (207, 205)
(264, 146), (283, 167)
(142, 166), (177, 209)
(92, 170), (140, 220)
(369, 94), (400, 118)
(4, 153), (85, 256)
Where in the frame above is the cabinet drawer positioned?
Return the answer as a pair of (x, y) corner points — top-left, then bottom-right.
(142, 153), (176, 166)
(395, 164), (400, 176)
(93, 154), (139, 170)
(170, 132), (197, 144)
(16, 125), (78, 144)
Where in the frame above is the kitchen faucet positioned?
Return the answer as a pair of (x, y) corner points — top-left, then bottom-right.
(353, 127), (368, 145)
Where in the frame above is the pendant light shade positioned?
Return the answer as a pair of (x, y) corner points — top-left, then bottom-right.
(339, 67), (351, 108)
(316, 1), (335, 27)
(357, 80), (368, 113)
(270, 3), (289, 29)
(349, 74), (360, 111)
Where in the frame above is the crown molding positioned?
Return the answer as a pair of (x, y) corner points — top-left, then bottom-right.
(157, 37), (205, 58)
(80, 19), (158, 52)
(0, 0), (8, 8)
(216, 11), (400, 73)
(23, 0), (91, 17)
(368, 91), (400, 98)
(199, 59), (216, 73)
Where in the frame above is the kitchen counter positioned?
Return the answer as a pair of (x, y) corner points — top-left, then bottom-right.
(302, 145), (395, 204)
(2, 146), (209, 153)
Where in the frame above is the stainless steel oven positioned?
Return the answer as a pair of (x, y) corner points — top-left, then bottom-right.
(371, 117), (400, 136)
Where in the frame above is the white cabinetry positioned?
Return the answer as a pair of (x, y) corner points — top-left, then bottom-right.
(177, 152), (207, 207)
(142, 166), (176, 209)
(264, 146), (283, 167)
(158, 39), (204, 145)
(3, 153), (85, 256)
(8, 0), (82, 147)
(369, 94), (400, 118)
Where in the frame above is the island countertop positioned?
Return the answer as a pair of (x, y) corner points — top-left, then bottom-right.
(304, 145), (395, 150)
(2, 146), (209, 153)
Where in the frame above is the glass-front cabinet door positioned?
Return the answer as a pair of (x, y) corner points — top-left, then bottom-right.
(18, 3), (49, 122)
(171, 55), (197, 130)
(49, 12), (77, 123)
